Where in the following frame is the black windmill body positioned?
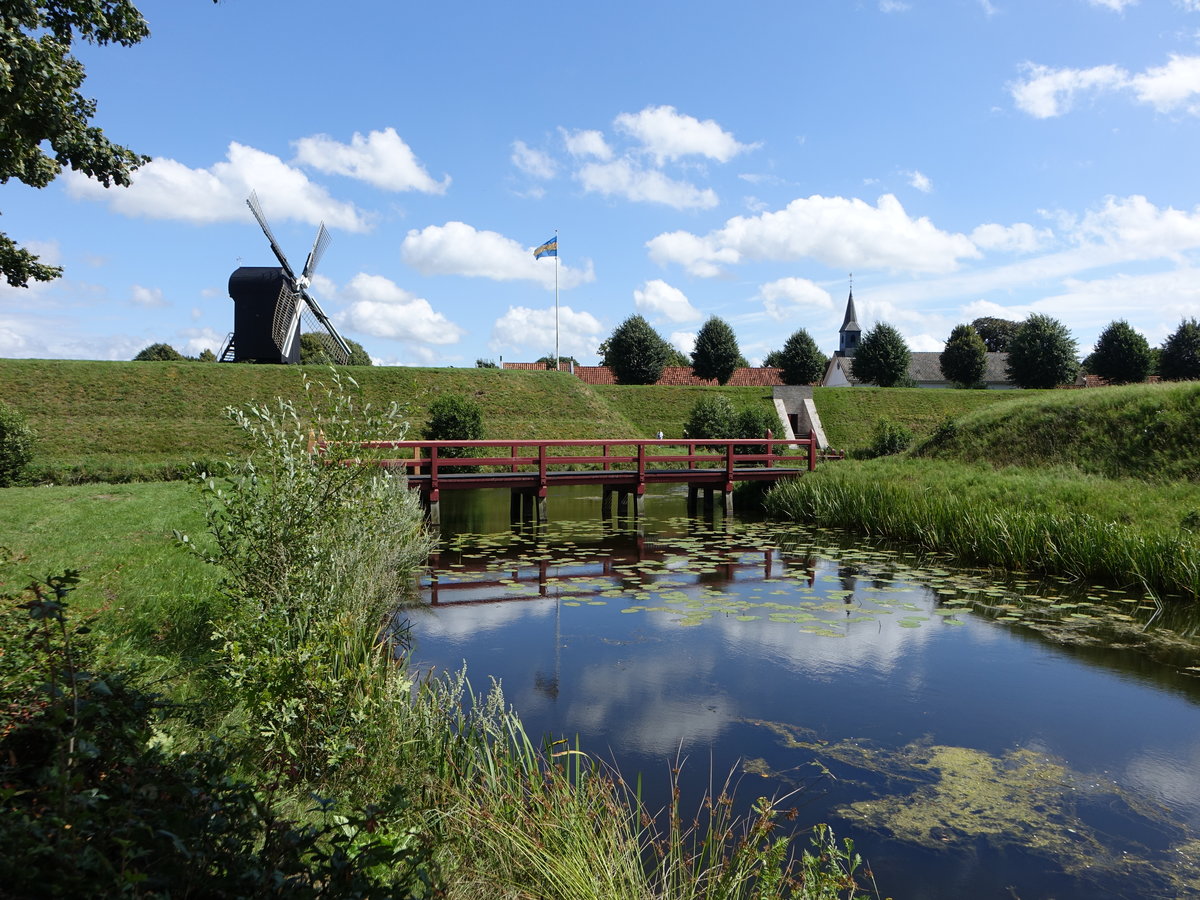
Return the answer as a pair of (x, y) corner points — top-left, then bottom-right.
(223, 192), (351, 364)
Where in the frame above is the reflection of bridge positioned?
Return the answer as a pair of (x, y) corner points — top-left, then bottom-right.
(424, 530), (817, 606)
(346, 434), (825, 525)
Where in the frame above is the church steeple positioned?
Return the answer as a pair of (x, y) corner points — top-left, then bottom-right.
(838, 289), (861, 357)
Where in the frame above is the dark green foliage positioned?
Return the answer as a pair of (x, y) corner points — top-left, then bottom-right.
(737, 404), (784, 441)
(475, 358), (499, 368)
(0, 571), (433, 898)
(133, 342), (184, 361)
(775, 329), (827, 385)
(0, 399), (35, 485)
(855, 418), (915, 459)
(1, 1), (159, 286)
(691, 316), (742, 384)
(1160, 318), (1200, 381)
(423, 393), (484, 470)
(940, 324), (988, 388)
(666, 346), (690, 367)
(299, 332), (372, 365)
(1090, 320), (1151, 384)
(535, 354), (579, 370)
(197, 347), (217, 362)
(852, 323), (911, 387)
(683, 394), (737, 439)
(762, 349), (784, 368)
(1005, 314), (1079, 389)
(971, 316), (1019, 353)
(602, 315), (673, 384)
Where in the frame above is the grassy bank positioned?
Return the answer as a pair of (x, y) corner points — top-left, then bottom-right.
(766, 383), (1200, 600)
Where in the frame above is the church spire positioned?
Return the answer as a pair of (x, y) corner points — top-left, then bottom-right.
(838, 283), (861, 356)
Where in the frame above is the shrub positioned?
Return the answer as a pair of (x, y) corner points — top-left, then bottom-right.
(737, 404), (785, 462)
(683, 394), (738, 441)
(855, 418), (915, 459)
(423, 393), (484, 472)
(0, 399), (35, 486)
(133, 342), (184, 361)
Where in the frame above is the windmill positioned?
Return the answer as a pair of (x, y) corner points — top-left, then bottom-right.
(219, 192), (351, 364)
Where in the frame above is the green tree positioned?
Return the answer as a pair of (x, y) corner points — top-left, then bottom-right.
(939, 324), (988, 388)
(971, 316), (1019, 353)
(683, 394), (737, 440)
(666, 346), (690, 367)
(536, 355), (579, 370)
(197, 348), (217, 363)
(422, 393), (484, 472)
(774, 329), (827, 385)
(1, 1), (184, 287)
(1005, 314), (1079, 389)
(299, 332), (371, 366)
(852, 323), (911, 387)
(1160, 318), (1200, 381)
(1090, 320), (1151, 384)
(475, 358), (498, 368)
(601, 315), (672, 385)
(133, 342), (183, 361)
(0, 400), (35, 486)
(690, 317), (742, 385)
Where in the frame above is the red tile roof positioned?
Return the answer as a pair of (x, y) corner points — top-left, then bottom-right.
(503, 363), (785, 387)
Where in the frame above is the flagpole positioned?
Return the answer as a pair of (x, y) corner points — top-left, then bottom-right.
(554, 229), (560, 370)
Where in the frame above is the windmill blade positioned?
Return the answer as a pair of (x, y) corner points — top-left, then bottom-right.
(246, 191), (297, 282)
(301, 223), (331, 284)
(300, 288), (352, 364)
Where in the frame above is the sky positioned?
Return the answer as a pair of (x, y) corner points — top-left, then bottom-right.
(4, 0), (1200, 366)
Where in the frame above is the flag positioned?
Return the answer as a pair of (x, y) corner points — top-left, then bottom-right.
(534, 236), (557, 259)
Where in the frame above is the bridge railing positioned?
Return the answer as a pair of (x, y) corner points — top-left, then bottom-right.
(326, 433), (818, 486)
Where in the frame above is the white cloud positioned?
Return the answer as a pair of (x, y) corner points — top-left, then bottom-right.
(66, 142), (371, 231)
(400, 222), (595, 289)
(577, 159), (719, 209)
(1073, 194), (1200, 257)
(489, 305), (604, 358)
(511, 140), (558, 179)
(970, 222), (1052, 253)
(1087, 0), (1137, 10)
(633, 279), (702, 323)
(1010, 54), (1200, 118)
(338, 273), (464, 346)
(879, 0), (911, 11)
(1130, 54), (1200, 114)
(1009, 62), (1129, 118)
(292, 128), (449, 193)
(560, 128), (612, 160)
(613, 105), (755, 165)
(670, 331), (696, 356)
(758, 277), (834, 321)
(130, 285), (167, 307)
(906, 170), (933, 193)
(647, 193), (978, 277)
(978, 0), (999, 16)
(179, 327), (223, 356)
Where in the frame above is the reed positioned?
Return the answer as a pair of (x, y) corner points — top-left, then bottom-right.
(764, 462), (1200, 600)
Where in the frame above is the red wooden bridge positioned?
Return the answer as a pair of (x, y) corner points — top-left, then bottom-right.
(344, 433), (827, 524)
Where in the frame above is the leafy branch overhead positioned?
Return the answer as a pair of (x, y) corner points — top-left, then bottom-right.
(0, 1), (217, 287)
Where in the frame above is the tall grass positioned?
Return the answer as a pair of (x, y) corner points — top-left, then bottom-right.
(765, 462), (1200, 600)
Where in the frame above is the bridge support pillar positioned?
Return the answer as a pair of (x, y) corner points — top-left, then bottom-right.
(687, 485), (731, 518)
(510, 489), (546, 525)
(602, 486), (641, 520)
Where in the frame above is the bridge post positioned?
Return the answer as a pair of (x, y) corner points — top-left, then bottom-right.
(686, 485), (698, 516)
(602, 486), (613, 517)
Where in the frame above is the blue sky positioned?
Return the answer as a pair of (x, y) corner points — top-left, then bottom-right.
(4, 0), (1200, 365)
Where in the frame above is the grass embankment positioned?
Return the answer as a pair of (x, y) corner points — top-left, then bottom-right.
(766, 382), (1200, 600)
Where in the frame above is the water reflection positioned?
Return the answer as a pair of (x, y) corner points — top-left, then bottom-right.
(408, 486), (1200, 899)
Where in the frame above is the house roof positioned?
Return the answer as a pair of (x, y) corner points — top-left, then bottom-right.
(824, 352), (1012, 386)
(502, 363), (785, 387)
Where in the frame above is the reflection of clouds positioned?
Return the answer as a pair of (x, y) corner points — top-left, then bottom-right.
(565, 642), (735, 758)
(1125, 743), (1200, 826)
(409, 597), (554, 643)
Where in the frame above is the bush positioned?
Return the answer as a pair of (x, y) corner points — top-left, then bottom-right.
(683, 394), (737, 440)
(0, 399), (35, 486)
(423, 393), (484, 472)
(855, 418), (915, 459)
(132, 342), (183, 361)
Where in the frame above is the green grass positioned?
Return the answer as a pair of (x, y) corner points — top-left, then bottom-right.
(810, 385), (1040, 452)
(913, 381), (1200, 481)
(0, 360), (643, 482)
(592, 384), (779, 438)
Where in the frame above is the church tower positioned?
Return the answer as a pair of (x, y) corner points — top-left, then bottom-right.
(838, 290), (861, 357)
